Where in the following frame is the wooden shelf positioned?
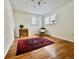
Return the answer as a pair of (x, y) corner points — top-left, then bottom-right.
(19, 29), (28, 37)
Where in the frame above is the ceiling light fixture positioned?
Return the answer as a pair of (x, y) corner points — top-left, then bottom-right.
(31, 0), (46, 8)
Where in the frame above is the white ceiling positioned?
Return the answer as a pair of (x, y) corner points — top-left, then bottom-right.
(10, 0), (73, 15)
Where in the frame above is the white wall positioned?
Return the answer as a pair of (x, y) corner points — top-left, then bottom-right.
(4, 0), (14, 56)
(14, 1), (74, 42)
(14, 11), (42, 37)
(14, 11), (31, 37)
(44, 1), (74, 42)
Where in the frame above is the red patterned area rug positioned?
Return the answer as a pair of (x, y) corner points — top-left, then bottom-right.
(16, 37), (54, 55)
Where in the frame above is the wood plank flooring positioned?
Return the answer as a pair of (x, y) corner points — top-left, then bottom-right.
(5, 35), (74, 59)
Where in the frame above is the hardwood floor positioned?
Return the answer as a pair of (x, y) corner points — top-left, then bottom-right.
(5, 35), (74, 59)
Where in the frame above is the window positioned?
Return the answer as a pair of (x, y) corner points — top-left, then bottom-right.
(31, 14), (56, 25)
(31, 16), (38, 25)
(45, 17), (50, 24)
(45, 14), (56, 24)
(31, 16), (42, 25)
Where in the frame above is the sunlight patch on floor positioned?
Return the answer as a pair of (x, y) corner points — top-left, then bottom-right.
(44, 45), (56, 58)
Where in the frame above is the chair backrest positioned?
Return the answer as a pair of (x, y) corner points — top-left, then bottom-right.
(40, 28), (46, 32)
